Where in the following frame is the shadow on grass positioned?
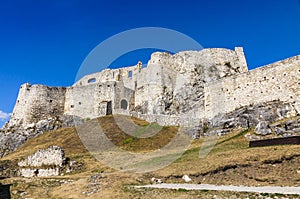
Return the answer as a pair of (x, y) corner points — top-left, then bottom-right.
(0, 183), (11, 199)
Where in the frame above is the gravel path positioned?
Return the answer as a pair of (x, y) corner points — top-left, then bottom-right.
(135, 184), (300, 195)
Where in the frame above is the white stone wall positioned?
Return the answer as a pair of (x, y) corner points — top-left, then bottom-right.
(7, 47), (300, 129)
(205, 55), (300, 119)
(9, 83), (31, 125)
(131, 112), (202, 127)
(18, 146), (65, 167)
(10, 84), (66, 126)
(64, 83), (101, 119)
(18, 146), (65, 177)
(73, 62), (142, 88)
(136, 63), (165, 114)
(234, 47), (248, 70)
(20, 168), (59, 177)
(135, 48), (249, 116)
(65, 80), (135, 119)
(65, 62), (141, 119)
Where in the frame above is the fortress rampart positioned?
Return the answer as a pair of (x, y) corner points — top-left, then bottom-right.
(205, 55), (300, 119)
(10, 84), (66, 126)
(8, 47), (300, 127)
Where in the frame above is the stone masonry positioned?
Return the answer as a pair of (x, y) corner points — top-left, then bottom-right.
(18, 146), (65, 177)
(5, 47), (300, 129)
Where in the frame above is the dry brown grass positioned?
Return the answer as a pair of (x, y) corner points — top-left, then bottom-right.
(98, 116), (178, 152)
(1, 116), (300, 198)
(1, 127), (87, 161)
(2, 115), (177, 160)
(155, 129), (300, 186)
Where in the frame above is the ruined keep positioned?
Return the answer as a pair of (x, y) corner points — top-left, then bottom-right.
(7, 47), (300, 129)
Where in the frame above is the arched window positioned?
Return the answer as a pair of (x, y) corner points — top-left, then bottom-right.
(88, 78), (96, 83)
(128, 71), (132, 78)
(121, 99), (128, 110)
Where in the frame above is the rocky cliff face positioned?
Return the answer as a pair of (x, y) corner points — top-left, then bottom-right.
(204, 100), (299, 139)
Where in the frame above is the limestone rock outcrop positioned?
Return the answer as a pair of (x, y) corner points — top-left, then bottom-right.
(204, 101), (299, 138)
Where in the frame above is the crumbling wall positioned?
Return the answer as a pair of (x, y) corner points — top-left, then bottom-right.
(19, 168), (59, 178)
(64, 82), (115, 119)
(73, 62), (142, 88)
(9, 84), (66, 126)
(18, 146), (65, 167)
(205, 55), (300, 119)
(6, 47), (300, 132)
(113, 81), (135, 115)
(66, 62), (141, 118)
(18, 146), (65, 177)
(135, 48), (249, 117)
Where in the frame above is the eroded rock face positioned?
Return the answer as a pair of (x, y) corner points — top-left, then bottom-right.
(210, 101), (296, 129)
(0, 115), (82, 158)
(202, 101), (299, 138)
(270, 118), (300, 137)
(254, 121), (272, 135)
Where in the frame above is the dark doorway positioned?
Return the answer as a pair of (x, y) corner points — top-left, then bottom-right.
(121, 99), (128, 110)
(106, 101), (112, 115)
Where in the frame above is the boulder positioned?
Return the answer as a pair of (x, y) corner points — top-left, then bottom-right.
(182, 175), (192, 182)
(254, 121), (272, 135)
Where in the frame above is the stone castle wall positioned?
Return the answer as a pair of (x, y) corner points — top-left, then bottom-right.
(64, 62), (141, 118)
(134, 47), (248, 116)
(64, 80), (135, 118)
(10, 83), (66, 126)
(73, 62), (142, 88)
(7, 47), (300, 128)
(205, 55), (300, 119)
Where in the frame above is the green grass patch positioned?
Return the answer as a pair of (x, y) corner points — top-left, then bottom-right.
(177, 188), (189, 192)
(123, 137), (133, 144)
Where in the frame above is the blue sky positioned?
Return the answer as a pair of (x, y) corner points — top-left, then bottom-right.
(0, 0), (299, 127)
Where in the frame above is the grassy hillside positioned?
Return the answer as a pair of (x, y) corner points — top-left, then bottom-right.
(1, 115), (300, 198)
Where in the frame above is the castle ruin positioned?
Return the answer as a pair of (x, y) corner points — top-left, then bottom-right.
(8, 47), (300, 128)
